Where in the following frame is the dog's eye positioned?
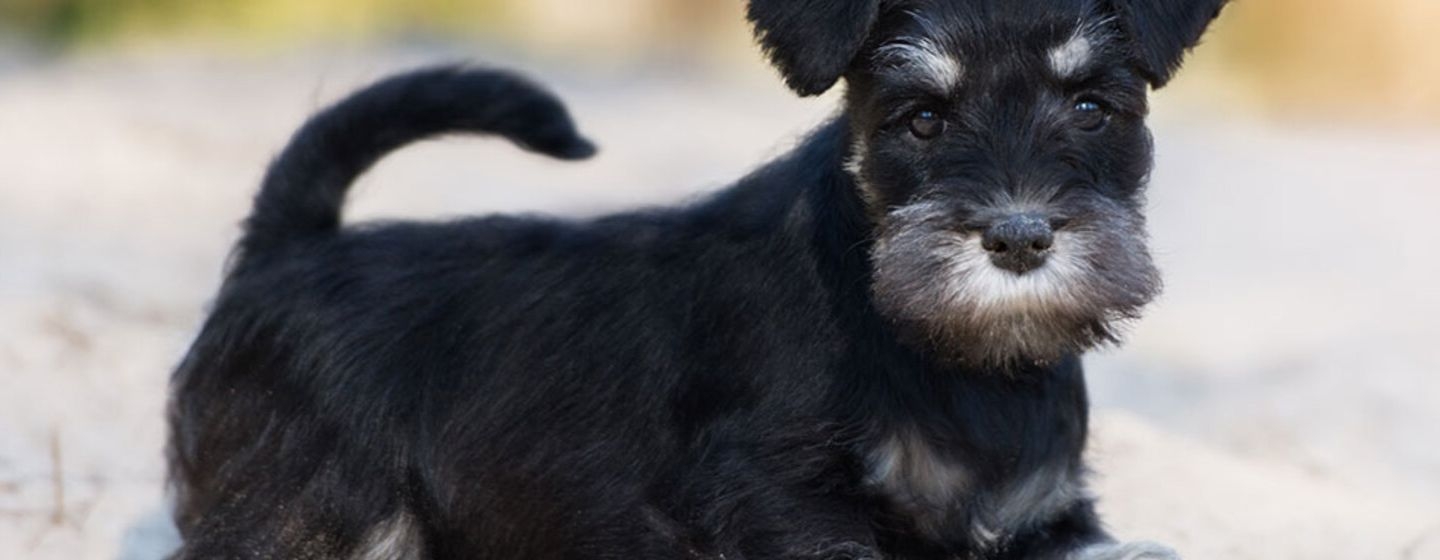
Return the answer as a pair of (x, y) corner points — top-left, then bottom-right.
(908, 110), (945, 140)
(1072, 99), (1111, 132)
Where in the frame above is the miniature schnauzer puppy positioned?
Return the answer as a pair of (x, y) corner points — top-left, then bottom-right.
(167, 0), (1226, 558)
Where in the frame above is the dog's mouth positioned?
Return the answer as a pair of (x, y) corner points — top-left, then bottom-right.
(868, 200), (1160, 368)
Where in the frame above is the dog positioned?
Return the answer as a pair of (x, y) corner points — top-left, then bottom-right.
(167, 0), (1227, 558)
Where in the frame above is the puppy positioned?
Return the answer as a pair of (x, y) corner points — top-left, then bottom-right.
(167, 0), (1226, 558)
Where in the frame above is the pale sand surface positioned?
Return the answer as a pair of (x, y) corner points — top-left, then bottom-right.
(2, 47), (1438, 559)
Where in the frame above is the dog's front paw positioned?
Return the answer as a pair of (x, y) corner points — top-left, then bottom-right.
(804, 540), (883, 559)
(1070, 541), (1179, 560)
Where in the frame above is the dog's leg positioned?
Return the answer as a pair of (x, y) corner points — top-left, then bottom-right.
(170, 504), (425, 560)
(671, 436), (884, 560)
(169, 450), (422, 560)
(1064, 541), (1179, 560)
(991, 501), (1179, 560)
(171, 508), (425, 560)
(698, 492), (884, 560)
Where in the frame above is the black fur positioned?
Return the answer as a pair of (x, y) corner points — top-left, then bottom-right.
(749, 0), (883, 96)
(168, 1), (1226, 558)
(242, 66), (595, 258)
(1110, 0), (1230, 87)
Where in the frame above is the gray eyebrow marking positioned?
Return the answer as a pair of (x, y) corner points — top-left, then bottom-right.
(872, 12), (963, 91)
(1049, 16), (1119, 79)
(1049, 34), (1093, 79)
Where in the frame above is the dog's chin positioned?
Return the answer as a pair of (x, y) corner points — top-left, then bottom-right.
(888, 293), (1123, 369)
(869, 204), (1160, 370)
(873, 268), (1126, 369)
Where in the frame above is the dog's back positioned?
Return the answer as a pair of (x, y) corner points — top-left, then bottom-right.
(167, 66), (865, 559)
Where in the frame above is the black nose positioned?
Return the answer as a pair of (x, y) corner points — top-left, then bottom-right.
(981, 214), (1054, 274)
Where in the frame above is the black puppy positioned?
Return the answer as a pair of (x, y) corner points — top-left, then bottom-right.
(168, 0), (1226, 558)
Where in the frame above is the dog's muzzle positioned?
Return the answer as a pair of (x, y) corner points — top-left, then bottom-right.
(869, 197), (1160, 367)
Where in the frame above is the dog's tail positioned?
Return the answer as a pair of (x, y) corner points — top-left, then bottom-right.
(240, 65), (596, 258)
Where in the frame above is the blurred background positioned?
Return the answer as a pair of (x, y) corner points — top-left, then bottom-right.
(1, 1), (1437, 559)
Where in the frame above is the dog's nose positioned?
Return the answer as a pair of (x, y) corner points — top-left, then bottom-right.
(981, 214), (1054, 274)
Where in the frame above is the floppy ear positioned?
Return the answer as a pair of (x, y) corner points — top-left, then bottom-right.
(748, 0), (883, 96)
(1110, 0), (1228, 88)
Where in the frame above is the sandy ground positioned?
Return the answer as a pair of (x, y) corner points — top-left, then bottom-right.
(2, 46), (1438, 559)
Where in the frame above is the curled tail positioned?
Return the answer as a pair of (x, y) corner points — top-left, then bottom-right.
(241, 65), (596, 258)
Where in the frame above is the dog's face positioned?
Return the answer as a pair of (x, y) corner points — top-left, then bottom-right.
(750, 0), (1226, 367)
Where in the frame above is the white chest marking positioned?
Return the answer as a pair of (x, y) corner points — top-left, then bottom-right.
(866, 430), (1088, 547)
(866, 430), (970, 534)
(973, 467), (1089, 547)
(352, 510), (424, 560)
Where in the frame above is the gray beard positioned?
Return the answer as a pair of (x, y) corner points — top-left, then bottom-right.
(868, 199), (1161, 368)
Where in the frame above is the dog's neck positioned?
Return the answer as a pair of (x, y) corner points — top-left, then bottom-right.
(730, 115), (1094, 548)
(852, 356), (1092, 549)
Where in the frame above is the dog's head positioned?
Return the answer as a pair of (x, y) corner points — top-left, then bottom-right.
(750, 0), (1226, 367)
